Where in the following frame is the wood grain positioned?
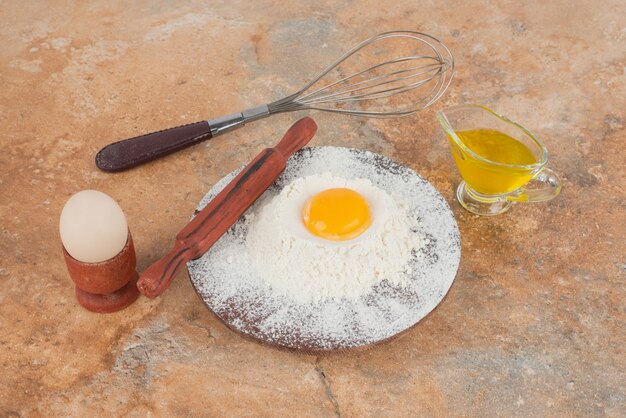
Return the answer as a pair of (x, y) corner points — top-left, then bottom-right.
(63, 232), (137, 294)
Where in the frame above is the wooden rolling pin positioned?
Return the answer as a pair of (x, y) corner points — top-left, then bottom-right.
(137, 117), (318, 298)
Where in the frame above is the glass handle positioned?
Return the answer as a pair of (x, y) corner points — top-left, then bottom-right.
(506, 167), (562, 203)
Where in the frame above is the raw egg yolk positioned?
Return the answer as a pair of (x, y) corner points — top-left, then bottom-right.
(302, 188), (372, 241)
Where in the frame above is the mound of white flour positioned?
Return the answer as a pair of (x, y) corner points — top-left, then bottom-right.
(245, 174), (424, 304)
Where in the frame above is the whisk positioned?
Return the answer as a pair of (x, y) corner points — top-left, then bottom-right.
(96, 30), (454, 172)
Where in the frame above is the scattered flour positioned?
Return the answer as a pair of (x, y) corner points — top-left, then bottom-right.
(188, 147), (461, 351)
(245, 173), (424, 303)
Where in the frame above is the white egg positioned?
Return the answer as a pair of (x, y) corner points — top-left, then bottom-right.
(59, 190), (128, 263)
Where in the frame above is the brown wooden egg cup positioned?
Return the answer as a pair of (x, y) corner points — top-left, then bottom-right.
(63, 232), (139, 313)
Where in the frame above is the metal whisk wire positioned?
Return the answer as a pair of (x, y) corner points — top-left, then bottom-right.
(268, 31), (454, 117)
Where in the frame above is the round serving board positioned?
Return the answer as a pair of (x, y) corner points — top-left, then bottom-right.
(187, 147), (460, 352)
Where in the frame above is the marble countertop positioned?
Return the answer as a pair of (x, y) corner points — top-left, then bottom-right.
(1, 1), (624, 416)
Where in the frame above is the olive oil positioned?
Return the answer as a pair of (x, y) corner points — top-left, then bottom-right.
(447, 129), (538, 195)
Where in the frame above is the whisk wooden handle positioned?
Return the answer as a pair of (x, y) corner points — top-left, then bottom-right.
(95, 121), (213, 172)
(137, 117), (318, 298)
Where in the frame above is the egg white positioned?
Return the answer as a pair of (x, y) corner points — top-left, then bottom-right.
(273, 173), (391, 247)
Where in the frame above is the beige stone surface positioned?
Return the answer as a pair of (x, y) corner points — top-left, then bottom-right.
(1, 1), (624, 416)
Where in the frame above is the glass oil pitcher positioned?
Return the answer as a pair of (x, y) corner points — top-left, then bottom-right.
(436, 105), (561, 215)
